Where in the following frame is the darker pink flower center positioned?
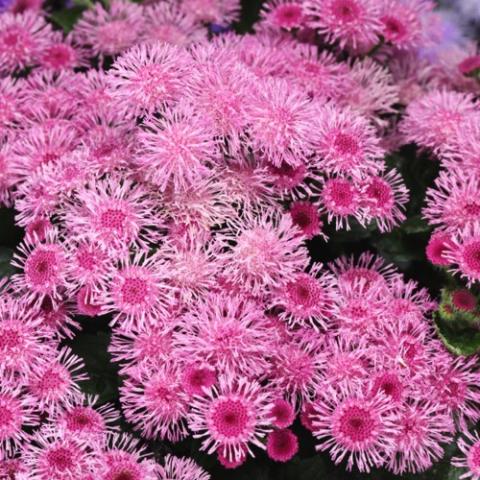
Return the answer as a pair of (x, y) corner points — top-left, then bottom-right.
(47, 447), (74, 471)
(121, 277), (148, 305)
(100, 208), (127, 230)
(213, 399), (249, 437)
(339, 405), (375, 442)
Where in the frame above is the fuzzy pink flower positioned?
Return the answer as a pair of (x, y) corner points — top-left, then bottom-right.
(52, 395), (119, 444)
(142, 3), (206, 46)
(400, 90), (478, 153)
(426, 231), (454, 267)
(22, 430), (93, 480)
(12, 233), (69, 306)
(304, 0), (382, 50)
(180, 0), (241, 24)
(446, 227), (480, 285)
(121, 364), (189, 442)
(452, 290), (477, 312)
(388, 401), (454, 474)
(320, 176), (363, 230)
(361, 169), (409, 232)
(220, 210), (309, 297)
(109, 324), (174, 374)
(158, 455), (210, 480)
(261, 0), (305, 30)
(379, 0), (431, 50)
(270, 399), (295, 429)
(314, 103), (384, 178)
(0, 12), (52, 74)
(96, 433), (159, 480)
(108, 41), (190, 117)
(424, 168), (480, 233)
(136, 103), (215, 192)
(0, 384), (38, 457)
(61, 176), (163, 255)
(188, 375), (273, 462)
(101, 253), (174, 331)
(266, 429), (299, 462)
(28, 346), (88, 415)
(313, 387), (400, 472)
(452, 430), (480, 480)
(271, 264), (337, 330)
(246, 78), (318, 167)
(37, 32), (90, 72)
(288, 200), (324, 240)
(174, 293), (273, 378)
(0, 295), (53, 380)
(73, 0), (144, 58)
(182, 363), (217, 397)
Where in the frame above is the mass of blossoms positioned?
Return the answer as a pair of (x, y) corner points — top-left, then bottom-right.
(0, 0), (480, 478)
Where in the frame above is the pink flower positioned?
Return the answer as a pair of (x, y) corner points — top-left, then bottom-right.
(452, 430), (480, 480)
(158, 455), (210, 480)
(217, 445), (247, 469)
(180, 0), (241, 24)
(61, 175), (163, 255)
(188, 375), (273, 462)
(0, 12), (52, 75)
(0, 384), (39, 457)
(426, 231), (454, 267)
(135, 103), (215, 192)
(22, 430), (93, 480)
(108, 41), (190, 117)
(400, 90), (478, 153)
(37, 32), (90, 72)
(289, 200), (324, 239)
(266, 429), (299, 462)
(313, 387), (400, 472)
(447, 227), (480, 285)
(424, 168), (480, 233)
(314, 103), (384, 178)
(459, 55), (480, 75)
(361, 169), (409, 233)
(142, 3), (206, 46)
(28, 346), (88, 415)
(182, 363), (217, 397)
(271, 264), (337, 330)
(101, 253), (175, 331)
(388, 401), (454, 474)
(270, 399), (295, 429)
(452, 289), (477, 312)
(320, 176), (363, 230)
(304, 0), (382, 50)
(245, 78), (318, 167)
(97, 433), (159, 480)
(12, 233), (69, 307)
(120, 364), (189, 442)
(174, 294), (273, 378)
(73, 0), (144, 58)
(261, 0), (305, 31)
(220, 210), (309, 297)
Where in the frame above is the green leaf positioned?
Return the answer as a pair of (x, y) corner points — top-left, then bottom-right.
(0, 247), (14, 278)
(283, 455), (328, 480)
(50, 7), (85, 33)
(401, 215), (431, 234)
(434, 313), (480, 356)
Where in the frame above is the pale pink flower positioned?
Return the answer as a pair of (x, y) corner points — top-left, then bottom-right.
(136, 103), (215, 192)
(73, 0), (144, 58)
(142, 3), (206, 46)
(120, 364), (189, 442)
(452, 430), (480, 480)
(0, 12), (52, 75)
(188, 375), (273, 462)
(388, 401), (454, 474)
(261, 0), (305, 31)
(304, 0), (382, 50)
(220, 210), (309, 297)
(28, 346), (88, 415)
(314, 103), (385, 178)
(182, 363), (217, 397)
(0, 384), (38, 457)
(101, 253), (174, 331)
(108, 41), (190, 117)
(446, 226), (480, 285)
(37, 32), (90, 72)
(158, 455), (210, 480)
(174, 293), (273, 379)
(313, 387), (400, 472)
(246, 78), (318, 167)
(180, 0), (241, 24)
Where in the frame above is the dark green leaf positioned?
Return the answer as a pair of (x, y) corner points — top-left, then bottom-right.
(50, 7), (85, 33)
(434, 313), (480, 356)
(0, 247), (14, 278)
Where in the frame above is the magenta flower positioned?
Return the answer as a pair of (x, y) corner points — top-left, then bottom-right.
(452, 430), (480, 480)
(261, 1), (305, 30)
(266, 429), (299, 462)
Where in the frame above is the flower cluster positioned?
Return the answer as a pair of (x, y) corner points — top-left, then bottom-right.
(0, 0), (479, 478)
